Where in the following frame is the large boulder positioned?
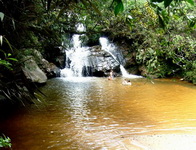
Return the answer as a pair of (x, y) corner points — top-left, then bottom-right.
(40, 59), (60, 78)
(63, 45), (122, 77)
(88, 45), (120, 72)
(22, 56), (47, 83)
(33, 50), (61, 78)
(21, 49), (60, 79)
(73, 45), (121, 76)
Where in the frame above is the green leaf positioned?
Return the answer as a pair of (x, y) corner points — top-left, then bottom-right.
(0, 12), (4, 22)
(0, 135), (11, 148)
(3, 37), (13, 52)
(0, 35), (2, 46)
(186, 0), (194, 5)
(158, 14), (165, 29)
(8, 58), (18, 61)
(87, 0), (102, 16)
(164, 0), (173, 8)
(55, 6), (67, 22)
(114, 0), (124, 16)
(80, 0), (102, 15)
(189, 20), (195, 27)
(151, 0), (164, 2)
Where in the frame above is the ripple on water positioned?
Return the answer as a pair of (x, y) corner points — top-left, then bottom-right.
(1, 77), (196, 150)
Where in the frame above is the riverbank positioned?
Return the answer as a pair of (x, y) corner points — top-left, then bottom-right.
(110, 134), (196, 150)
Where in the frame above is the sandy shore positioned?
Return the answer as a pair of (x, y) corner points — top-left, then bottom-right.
(109, 134), (196, 150)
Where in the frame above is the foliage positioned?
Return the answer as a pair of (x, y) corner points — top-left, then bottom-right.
(0, 0), (195, 105)
(0, 35), (18, 70)
(151, 0), (194, 8)
(99, 0), (195, 83)
(135, 32), (195, 78)
(0, 135), (12, 149)
(0, 0), (68, 104)
(0, 23), (38, 105)
(0, 52), (17, 70)
(113, 0), (124, 16)
(184, 61), (196, 84)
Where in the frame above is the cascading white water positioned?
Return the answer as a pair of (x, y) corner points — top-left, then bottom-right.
(99, 37), (123, 65)
(99, 37), (143, 78)
(61, 29), (142, 78)
(120, 65), (143, 78)
(61, 24), (90, 77)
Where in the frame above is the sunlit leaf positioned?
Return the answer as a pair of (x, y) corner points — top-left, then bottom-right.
(0, 35), (2, 46)
(8, 58), (18, 61)
(0, 12), (4, 22)
(186, 0), (194, 5)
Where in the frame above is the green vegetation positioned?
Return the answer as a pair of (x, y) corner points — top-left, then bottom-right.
(0, 135), (12, 149)
(0, 1), (195, 148)
(103, 0), (196, 80)
(0, 0), (195, 108)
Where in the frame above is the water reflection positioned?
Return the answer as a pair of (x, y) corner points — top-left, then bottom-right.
(0, 77), (196, 150)
(65, 79), (92, 129)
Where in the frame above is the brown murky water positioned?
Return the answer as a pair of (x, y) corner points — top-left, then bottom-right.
(0, 77), (196, 150)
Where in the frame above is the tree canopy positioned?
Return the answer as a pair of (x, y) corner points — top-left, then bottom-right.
(0, 0), (195, 104)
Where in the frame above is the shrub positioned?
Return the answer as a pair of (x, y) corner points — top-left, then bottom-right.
(0, 135), (11, 149)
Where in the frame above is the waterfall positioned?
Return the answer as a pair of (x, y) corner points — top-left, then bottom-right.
(99, 37), (143, 78)
(61, 24), (91, 77)
(120, 65), (142, 78)
(60, 27), (142, 78)
(99, 37), (124, 65)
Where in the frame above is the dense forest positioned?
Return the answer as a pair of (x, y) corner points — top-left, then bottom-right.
(0, 0), (195, 101)
(0, 0), (195, 148)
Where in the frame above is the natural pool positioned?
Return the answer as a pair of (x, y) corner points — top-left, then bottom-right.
(0, 77), (196, 150)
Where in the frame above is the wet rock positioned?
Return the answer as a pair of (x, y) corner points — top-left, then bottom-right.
(139, 65), (148, 77)
(22, 56), (47, 83)
(87, 45), (120, 76)
(40, 59), (60, 78)
(22, 49), (61, 79)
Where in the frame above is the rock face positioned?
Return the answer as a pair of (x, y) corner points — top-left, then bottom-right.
(21, 49), (60, 83)
(22, 56), (47, 83)
(114, 41), (143, 76)
(88, 46), (120, 75)
(63, 45), (121, 77)
(31, 49), (61, 78)
(39, 58), (60, 78)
